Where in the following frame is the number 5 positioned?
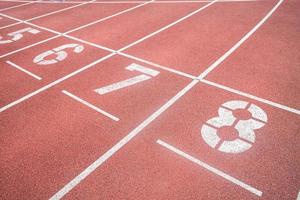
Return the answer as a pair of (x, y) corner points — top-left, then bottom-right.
(0, 27), (40, 44)
(33, 44), (84, 65)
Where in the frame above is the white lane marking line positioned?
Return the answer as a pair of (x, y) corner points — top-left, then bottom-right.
(118, 52), (197, 79)
(0, 22), (20, 30)
(201, 79), (300, 115)
(0, 1), (33, 12)
(0, 1), (151, 56)
(156, 139), (262, 196)
(297, 191), (300, 200)
(198, 0), (285, 79)
(6, 60), (42, 80)
(62, 90), (119, 121)
(0, 35), (60, 58)
(49, 79), (199, 200)
(64, 0), (153, 35)
(48, 1), (284, 198)
(95, 74), (152, 95)
(0, 1), (95, 30)
(26, 1), (95, 22)
(0, 53), (115, 113)
(118, 0), (217, 52)
(0, 0), (260, 3)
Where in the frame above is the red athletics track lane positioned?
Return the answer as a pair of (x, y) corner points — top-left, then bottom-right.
(69, 2), (208, 50)
(0, 1), (25, 10)
(0, 36), (108, 107)
(1, 2), (78, 20)
(0, 55), (190, 199)
(125, 1), (277, 76)
(0, 23), (55, 56)
(62, 82), (300, 200)
(31, 3), (139, 33)
(0, 15), (17, 28)
(205, 0), (300, 109)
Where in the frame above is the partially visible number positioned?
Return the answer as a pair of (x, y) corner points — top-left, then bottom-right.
(0, 27), (40, 44)
(94, 63), (160, 95)
(33, 43), (84, 65)
(201, 100), (267, 154)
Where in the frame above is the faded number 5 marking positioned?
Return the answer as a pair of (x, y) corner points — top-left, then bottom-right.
(0, 27), (40, 44)
(201, 100), (268, 154)
(33, 43), (84, 65)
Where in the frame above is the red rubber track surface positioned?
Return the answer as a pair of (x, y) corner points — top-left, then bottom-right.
(0, 0), (299, 200)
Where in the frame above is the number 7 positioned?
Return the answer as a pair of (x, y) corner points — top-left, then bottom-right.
(94, 63), (160, 95)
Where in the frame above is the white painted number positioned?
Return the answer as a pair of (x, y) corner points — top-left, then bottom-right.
(33, 44), (84, 65)
(94, 63), (159, 95)
(201, 100), (267, 154)
(0, 27), (40, 44)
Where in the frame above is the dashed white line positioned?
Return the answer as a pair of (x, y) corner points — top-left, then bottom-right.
(156, 139), (263, 196)
(6, 60), (42, 80)
(62, 90), (119, 121)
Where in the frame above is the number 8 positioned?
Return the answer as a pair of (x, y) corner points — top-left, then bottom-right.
(201, 100), (267, 154)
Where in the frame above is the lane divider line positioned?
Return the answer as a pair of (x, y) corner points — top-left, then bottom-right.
(49, 79), (200, 200)
(0, 1), (33, 12)
(0, 0), (95, 30)
(48, 1), (285, 199)
(156, 139), (263, 196)
(0, 53), (116, 113)
(200, 79), (300, 115)
(62, 90), (119, 121)
(5, 60), (42, 80)
(0, 0), (214, 112)
(118, 0), (217, 52)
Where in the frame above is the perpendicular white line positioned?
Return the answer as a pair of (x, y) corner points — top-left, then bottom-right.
(0, 1), (33, 11)
(197, 0), (284, 79)
(118, 0), (217, 52)
(62, 90), (119, 121)
(201, 79), (300, 115)
(49, 79), (199, 200)
(6, 60), (42, 80)
(156, 139), (263, 196)
(0, 53), (116, 113)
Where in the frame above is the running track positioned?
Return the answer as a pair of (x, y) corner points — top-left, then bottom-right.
(0, 0), (299, 199)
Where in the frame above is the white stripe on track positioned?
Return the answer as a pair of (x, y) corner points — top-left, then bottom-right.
(157, 139), (262, 196)
(48, 0), (284, 199)
(6, 60), (42, 80)
(200, 79), (300, 115)
(62, 90), (119, 121)
(0, 1), (33, 11)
